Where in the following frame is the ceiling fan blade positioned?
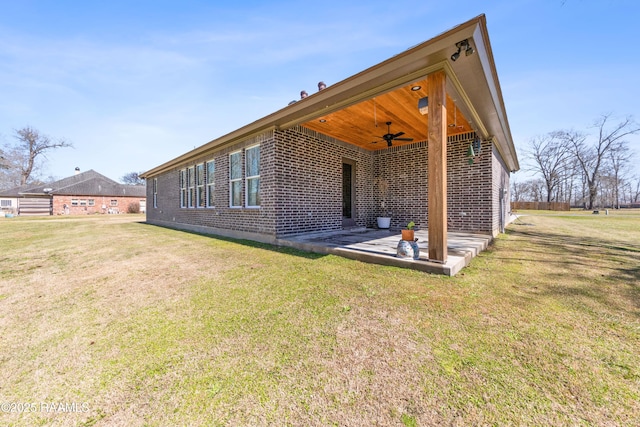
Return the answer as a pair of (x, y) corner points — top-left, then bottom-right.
(372, 123), (412, 146)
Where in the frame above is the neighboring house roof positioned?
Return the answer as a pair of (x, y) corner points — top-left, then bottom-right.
(2, 170), (146, 198)
(142, 14), (519, 178)
(0, 184), (37, 198)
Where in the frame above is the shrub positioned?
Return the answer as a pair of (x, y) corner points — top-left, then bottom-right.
(127, 201), (140, 214)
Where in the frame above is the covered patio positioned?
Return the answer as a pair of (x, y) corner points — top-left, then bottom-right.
(278, 228), (492, 276)
(280, 14), (518, 265)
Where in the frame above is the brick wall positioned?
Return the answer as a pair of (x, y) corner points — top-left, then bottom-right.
(52, 195), (144, 215)
(372, 132), (501, 234)
(274, 126), (374, 236)
(492, 144), (511, 235)
(373, 142), (428, 230)
(147, 131), (277, 240)
(146, 128), (511, 239)
(446, 133), (494, 234)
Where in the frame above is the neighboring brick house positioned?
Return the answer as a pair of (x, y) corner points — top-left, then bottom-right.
(141, 15), (520, 264)
(0, 169), (146, 216)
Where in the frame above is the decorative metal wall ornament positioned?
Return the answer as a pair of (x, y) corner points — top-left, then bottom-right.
(467, 143), (475, 164)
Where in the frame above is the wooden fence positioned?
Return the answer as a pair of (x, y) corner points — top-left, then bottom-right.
(511, 201), (570, 211)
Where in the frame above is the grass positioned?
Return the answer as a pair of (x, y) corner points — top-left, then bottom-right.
(0, 210), (638, 426)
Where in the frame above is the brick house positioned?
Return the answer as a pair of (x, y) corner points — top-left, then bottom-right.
(0, 169), (146, 216)
(141, 15), (519, 263)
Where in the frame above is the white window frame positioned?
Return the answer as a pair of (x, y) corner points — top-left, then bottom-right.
(179, 169), (186, 208)
(187, 166), (195, 208)
(206, 159), (215, 208)
(245, 144), (260, 208)
(196, 163), (205, 208)
(153, 178), (158, 208)
(229, 151), (242, 208)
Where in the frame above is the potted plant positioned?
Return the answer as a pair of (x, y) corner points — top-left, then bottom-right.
(401, 221), (415, 241)
(375, 177), (391, 229)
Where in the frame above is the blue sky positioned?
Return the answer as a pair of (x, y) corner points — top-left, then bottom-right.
(1, 0), (638, 183)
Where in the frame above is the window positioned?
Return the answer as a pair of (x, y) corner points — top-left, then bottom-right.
(1, 200), (12, 207)
(153, 178), (158, 208)
(180, 163), (214, 208)
(206, 160), (215, 207)
(246, 145), (260, 207)
(187, 166), (195, 208)
(88, 199), (95, 206)
(196, 163), (205, 208)
(179, 170), (186, 208)
(79, 199), (87, 206)
(71, 199), (79, 206)
(229, 151), (242, 207)
(111, 200), (118, 206)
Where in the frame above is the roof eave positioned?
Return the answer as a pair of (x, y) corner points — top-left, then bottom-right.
(141, 14), (519, 177)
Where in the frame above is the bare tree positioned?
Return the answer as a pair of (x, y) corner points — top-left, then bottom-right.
(559, 114), (640, 210)
(0, 147), (29, 189)
(4, 126), (73, 185)
(0, 134), (7, 171)
(121, 171), (145, 185)
(632, 175), (640, 205)
(607, 144), (633, 209)
(510, 180), (528, 202)
(529, 179), (546, 202)
(525, 132), (573, 202)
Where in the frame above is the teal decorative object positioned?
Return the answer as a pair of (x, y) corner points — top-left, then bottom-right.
(396, 240), (414, 259)
(410, 240), (420, 260)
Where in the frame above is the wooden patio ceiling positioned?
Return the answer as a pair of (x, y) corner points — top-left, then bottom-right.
(301, 76), (473, 150)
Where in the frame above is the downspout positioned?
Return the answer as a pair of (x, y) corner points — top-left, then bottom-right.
(499, 187), (507, 233)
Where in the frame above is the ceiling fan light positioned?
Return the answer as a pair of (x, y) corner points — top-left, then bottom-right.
(418, 97), (428, 115)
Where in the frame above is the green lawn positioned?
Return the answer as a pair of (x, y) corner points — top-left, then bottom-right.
(0, 211), (638, 426)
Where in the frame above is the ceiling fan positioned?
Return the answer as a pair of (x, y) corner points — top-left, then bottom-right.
(371, 121), (413, 147)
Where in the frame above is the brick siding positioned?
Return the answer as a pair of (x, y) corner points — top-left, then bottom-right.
(446, 133), (494, 234)
(373, 132), (499, 234)
(146, 127), (509, 239)
(492, 144), (512, 235)
(374, 142), (428, 230)
(52, 195), (144, 215)
(147, 132), (277, 239)
(274, 126), (374, 236)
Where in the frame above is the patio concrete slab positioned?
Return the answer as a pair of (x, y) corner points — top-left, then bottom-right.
(276, 228), (492, 276)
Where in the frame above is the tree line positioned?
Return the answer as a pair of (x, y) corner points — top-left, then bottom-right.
(513, 114), (640, 209)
